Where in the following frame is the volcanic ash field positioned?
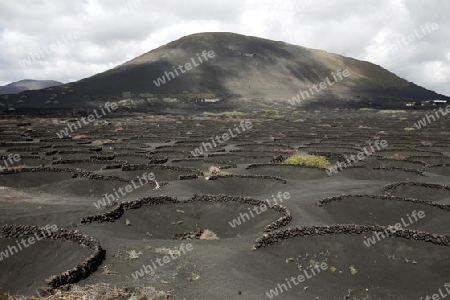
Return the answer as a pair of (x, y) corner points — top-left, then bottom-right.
(0, 110), (449, 299)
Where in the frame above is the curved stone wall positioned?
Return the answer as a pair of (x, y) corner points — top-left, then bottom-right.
(252, 224), (450, 250)
(0, 224), (105, 288)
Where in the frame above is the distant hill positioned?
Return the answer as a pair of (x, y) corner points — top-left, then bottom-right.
(2, 33), (448, 110)
(0, 80), (63, 95)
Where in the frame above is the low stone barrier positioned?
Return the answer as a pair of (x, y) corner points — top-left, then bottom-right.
(252, 224), (450, 250)
(317, 194), (450, 212)
(0, 224), (105, 289)
(187, 194), (292, 232)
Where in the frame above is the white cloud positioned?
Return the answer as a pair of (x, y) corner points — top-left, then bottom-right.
(0, 0), (448, 95)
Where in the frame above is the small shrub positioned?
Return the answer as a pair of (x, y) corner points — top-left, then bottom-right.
(404, 127), (416, 131)
(283, 154), (331, 168)
(261, 110), (278, 118)
(125, 250), (142, 259)
(221, 111), (246, 117)
(349, 265), (358, 275)
(378, 110), (406, 114)
(200, 229), (219, 240)
(391, 153), (407, 160)
(205, 166), (229, 176)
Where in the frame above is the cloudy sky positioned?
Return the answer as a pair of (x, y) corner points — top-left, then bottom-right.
(0, 0), (449, 96)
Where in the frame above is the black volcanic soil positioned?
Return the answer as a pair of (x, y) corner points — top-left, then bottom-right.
(0, 109), (449, 299)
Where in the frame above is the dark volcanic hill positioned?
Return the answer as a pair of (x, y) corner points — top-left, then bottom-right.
(3, 32), (448, 110)
(0, 79), (63, 95)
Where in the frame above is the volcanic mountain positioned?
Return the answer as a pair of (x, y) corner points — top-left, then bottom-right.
(0, 79), (62, 95)
(3, 32), (448, 110)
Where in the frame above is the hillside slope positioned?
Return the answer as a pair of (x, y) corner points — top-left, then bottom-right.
(2, 33), (448, 110)
(0, 79), (63, 95)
